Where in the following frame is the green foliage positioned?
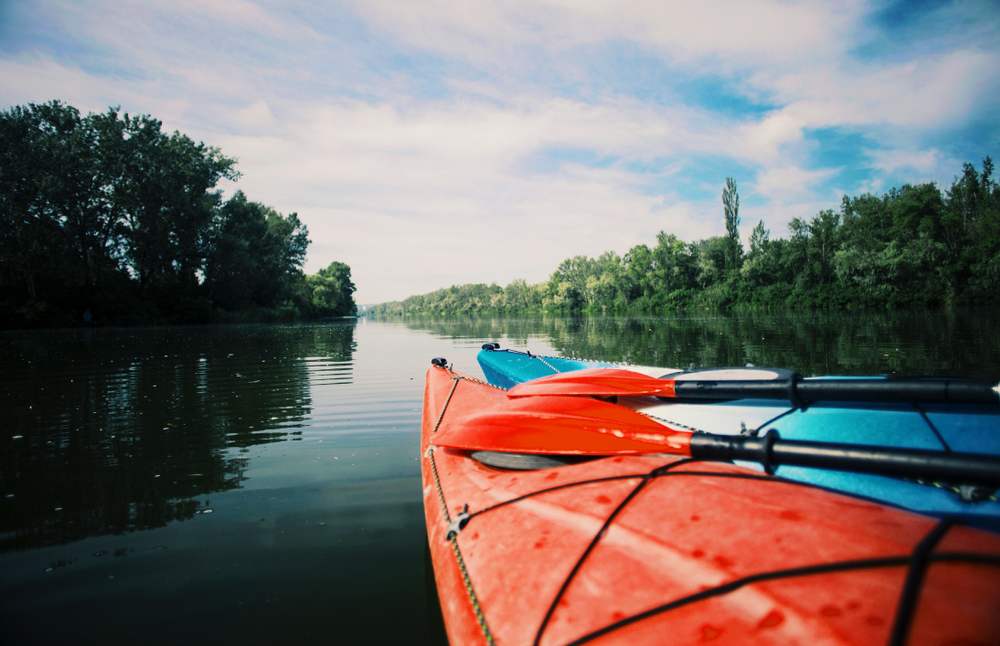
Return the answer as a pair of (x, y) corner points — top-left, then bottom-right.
(722, 177), (742, 274)
(374, 161), (1000, 315)
(0, 100), (354, 327)
(308, 261), (357, 317)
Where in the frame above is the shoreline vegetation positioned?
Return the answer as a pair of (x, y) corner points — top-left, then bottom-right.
(372, 158), (999, 316)
(1, 101), (357, 329)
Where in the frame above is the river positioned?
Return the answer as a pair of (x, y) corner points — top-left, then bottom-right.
(1, 310), (998, 645)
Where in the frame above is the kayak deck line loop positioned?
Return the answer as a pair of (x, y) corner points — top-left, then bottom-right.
(914, 404), (951, 452)
(528, 458), (991, 646)
(425, 425), (496, 645)
(560, 556), (913, 646)
(561, 550), (1000, 646)
(533, 458), (696, 646)
(535, 466), (990, 646)
(431, 375), (460, 434)
(889, 519), (953, 646)
(454, 459), (998, 541)
(522, 349), (562, 375)
(430, 361), (511, 436)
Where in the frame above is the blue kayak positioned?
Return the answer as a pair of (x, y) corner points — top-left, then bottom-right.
(478, 344), (1000, 530)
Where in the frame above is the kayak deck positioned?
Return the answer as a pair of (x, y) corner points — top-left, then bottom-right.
(477, 347), (1000, 525)
(422, 364), (1000, 645)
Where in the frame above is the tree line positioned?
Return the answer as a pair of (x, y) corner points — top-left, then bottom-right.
(1, 101), (356, 328)
(372, 157), (999, 315)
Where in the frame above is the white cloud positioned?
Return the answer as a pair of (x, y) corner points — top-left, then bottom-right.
(353, 0), (861, 68)
(754, 165), (839, 201)
(237, 100), (275, 128)
(0, 54), (193, 121)
(216, 98), (721, 302)
(772, 50), (1000, 130)
(869, 148), (944, 175)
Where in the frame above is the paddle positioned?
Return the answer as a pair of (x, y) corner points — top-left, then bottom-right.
(505, 368), (1000, 406)
(431, 405), (1000, 486)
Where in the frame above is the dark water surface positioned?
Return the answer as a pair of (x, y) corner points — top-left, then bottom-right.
(2, 311), (998, 645)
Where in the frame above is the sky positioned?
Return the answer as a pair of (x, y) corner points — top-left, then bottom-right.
(2, 0), (998, 304)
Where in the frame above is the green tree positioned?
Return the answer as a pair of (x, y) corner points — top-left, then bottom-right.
(722, 177), (743, 273)
(742, 220), (773, 288)
(0, 101), (326, 327)
(308, 261), (357, 316)
(0, 102), (76, 304)
(204, 191), (310, 311)
(807, 209), (841, 285)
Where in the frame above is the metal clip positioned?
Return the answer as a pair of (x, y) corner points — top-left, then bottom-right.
(958, 484), (994, 504)
(446, 504), (471, 540)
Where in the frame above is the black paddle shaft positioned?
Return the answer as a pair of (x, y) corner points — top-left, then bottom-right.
(690, 432), (1000, 487)
(670, 376), (1000, 405)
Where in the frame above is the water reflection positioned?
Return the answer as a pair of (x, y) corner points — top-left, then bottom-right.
(389, 309), (1000, 377)
(0, 322), (356, 551)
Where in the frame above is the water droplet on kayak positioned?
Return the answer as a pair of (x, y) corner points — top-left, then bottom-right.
(821, 605), (841, 617)
(700, 624), (722, 640)
(779, 510), (802, 521)
(595, 495), (612, 504)
(866, 616), (884, 626)
(757, 610), (784, 629)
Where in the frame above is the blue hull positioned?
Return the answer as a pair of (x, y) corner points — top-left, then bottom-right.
(478, 347), (1000, 529)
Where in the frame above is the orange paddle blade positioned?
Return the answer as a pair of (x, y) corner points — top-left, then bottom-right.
(432, 394), (692, 455)
(505, 368), (676, 398)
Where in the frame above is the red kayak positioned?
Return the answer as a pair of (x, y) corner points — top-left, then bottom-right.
(421, 362), (1000, 646)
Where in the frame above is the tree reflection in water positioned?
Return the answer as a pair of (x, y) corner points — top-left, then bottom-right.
(0, 322), (356, 551)
(392, 309), (1000, 378)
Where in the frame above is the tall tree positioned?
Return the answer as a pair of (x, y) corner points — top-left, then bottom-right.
(204, 191), (310, 311)
(722, 177), (742, 273)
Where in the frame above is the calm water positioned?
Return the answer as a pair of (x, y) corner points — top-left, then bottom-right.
(2, 311), (999, 645)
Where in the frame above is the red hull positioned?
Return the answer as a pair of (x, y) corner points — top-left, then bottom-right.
(421, 365), (1000, 646)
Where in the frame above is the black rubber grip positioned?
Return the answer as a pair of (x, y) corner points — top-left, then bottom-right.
(671, 377), (1000, 405)
(689, 432), (1000, 486)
